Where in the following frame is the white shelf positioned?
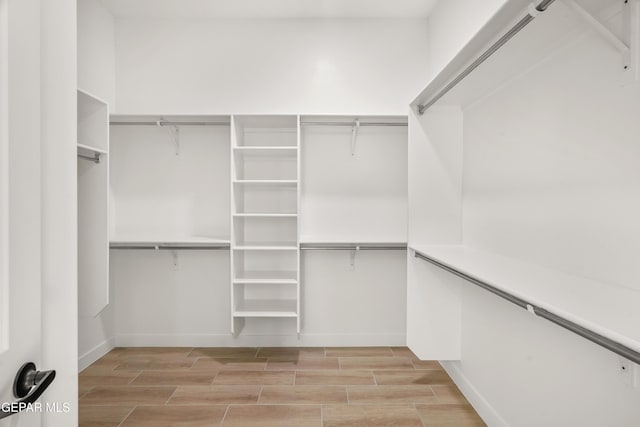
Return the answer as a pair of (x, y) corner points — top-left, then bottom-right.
(300, 241), (407, 250)
(111, 235), (230, 249)
(109, 113), (231, 126)
(233, 180), (298, 185)
(233, 299), (298, 317)
(300, 238), (407, 246)
(233, 213), (298, 218)
(234, 270), (298, 284)
(78, 88), (108, 107)
(410, 244), (640, 354)
(233, 242), (298, 251)
(233, 146), (298, 155)
(77, 143), (108, 155)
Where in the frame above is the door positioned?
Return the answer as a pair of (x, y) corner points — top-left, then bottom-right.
(0, 0), (45, 425)
(0, 0), (76, 425)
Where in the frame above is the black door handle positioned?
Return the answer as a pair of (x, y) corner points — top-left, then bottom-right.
(0, 362), (56, 419)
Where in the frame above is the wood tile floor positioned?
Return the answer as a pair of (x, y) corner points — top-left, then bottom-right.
(79, 347), (485, 426)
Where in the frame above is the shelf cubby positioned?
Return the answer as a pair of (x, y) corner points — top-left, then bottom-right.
(77, 89), (110, 318)
(233, 115), (298, 147)
(233, 299), (298, 318)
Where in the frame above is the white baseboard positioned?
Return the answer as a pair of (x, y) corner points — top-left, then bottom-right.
(115, 333), (406, 348)
(440, 361), (508, 427)
(78, 337), (116, 372)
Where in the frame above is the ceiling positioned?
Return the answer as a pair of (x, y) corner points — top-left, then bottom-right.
(99, 0), (440, 19)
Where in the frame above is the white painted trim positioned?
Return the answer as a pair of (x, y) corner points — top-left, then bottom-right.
(115, 333), (406, 348)
(78, 337), (116, 372)
(0, 0), (8, 356)
(440, 360), (508, 427)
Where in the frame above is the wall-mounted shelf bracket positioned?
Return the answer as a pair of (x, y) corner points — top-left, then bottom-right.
(171, 250), (179, 270)
(349, 245), (360, 267)
(622, 0), (640, 82)
(564, 0), (638, 78)
(157, 120), (181, 155)
(350, 119), (360, 156)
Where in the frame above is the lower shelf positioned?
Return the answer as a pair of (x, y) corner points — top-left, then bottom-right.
(233, 270), (298, 284)
(411, 244), (640, 362)
(233, 299), (298, 318)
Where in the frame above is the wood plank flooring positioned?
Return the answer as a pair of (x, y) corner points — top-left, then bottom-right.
(79, 347), (485, 426)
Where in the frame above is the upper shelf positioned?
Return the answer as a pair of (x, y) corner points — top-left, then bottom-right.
(233, 146), (298, 157)
(78, 89), (109, 152)
(300, 241), (407, 251)
(233, 180), (298, 186)
(410, 244), (640, 355)
(411, 0), (619, 111)
(300, 115), (408, 128)
(110, 114), (231, 127)
(110, 235), (230, 249)
(77, 143), (108, 155)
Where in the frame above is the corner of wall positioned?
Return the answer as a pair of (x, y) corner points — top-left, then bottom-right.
(77, 0), (116, 107)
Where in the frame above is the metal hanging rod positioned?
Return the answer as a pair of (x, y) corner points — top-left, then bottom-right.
(300, 243), (407, 251)
(417, 0), (557, 115)
(78, 153), (101, 164)
(110, 244), (230, 250)
(110, 120), (230, 127)
(414, 250), (640, 365)
(301, 121), (407, 127)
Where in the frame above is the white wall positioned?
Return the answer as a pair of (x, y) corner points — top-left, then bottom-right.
(112, 250), (407, 347)
(426, 0), (509, 77)
(76, 10), (418, 348)
(406, 107), (463, 360)
(421, 0), (640, 425)
(300, 120), (407, 242)
(78, 0), (115, 105)
(77, 0), (116, 370)
(113, 18), (428, 115)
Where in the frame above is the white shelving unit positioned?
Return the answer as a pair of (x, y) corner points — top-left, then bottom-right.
(77, 89), (110, 317)
(230, 115), (301, 335)
(411, 244), (640, 354)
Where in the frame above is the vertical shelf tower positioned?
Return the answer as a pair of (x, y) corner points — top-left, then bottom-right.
(77, 89), (110, 317)
(230, 115), (301, 336)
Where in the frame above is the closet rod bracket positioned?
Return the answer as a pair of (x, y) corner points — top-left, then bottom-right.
(78, 153), (101, 164)
(157, 120), (181, 155)
(349, 245), (360, 267)
(563, 0), (634, 72)
(171, 250), (179, 270)
(350, 119), (360, 156)
(622, 0), (640, 81)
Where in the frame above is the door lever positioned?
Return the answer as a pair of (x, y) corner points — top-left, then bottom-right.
(0, 362), (56, 419)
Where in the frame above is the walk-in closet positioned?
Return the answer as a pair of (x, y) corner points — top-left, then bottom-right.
(68, 0), (640, 425)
